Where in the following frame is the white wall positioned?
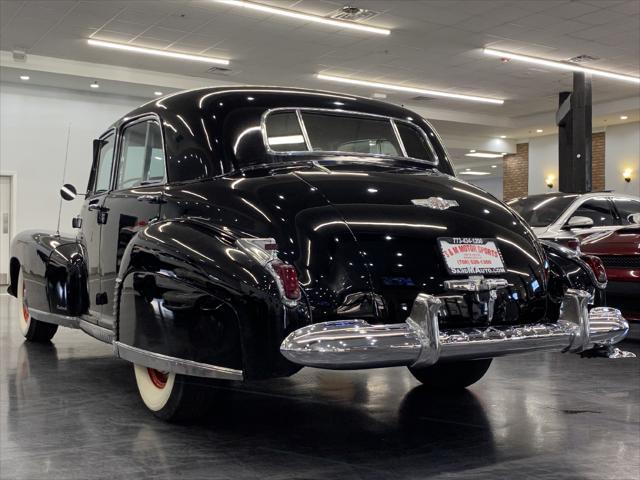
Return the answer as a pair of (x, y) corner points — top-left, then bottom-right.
(605, 122), (640, 196)
(528, 135), (558, 195)
(527, 123), (640, 197)
(0, 82), (143, 236)
(467, 176), (503, 200)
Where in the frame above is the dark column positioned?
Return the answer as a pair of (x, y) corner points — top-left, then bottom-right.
(557, 72), (592, 193)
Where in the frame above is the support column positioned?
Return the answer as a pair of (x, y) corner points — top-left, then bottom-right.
(557, 72), (592, 193)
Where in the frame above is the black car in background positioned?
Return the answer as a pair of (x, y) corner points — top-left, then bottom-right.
(8, 87), (632, 421)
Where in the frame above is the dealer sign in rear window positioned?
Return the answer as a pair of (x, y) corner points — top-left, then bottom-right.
(438, 237), (506, 275)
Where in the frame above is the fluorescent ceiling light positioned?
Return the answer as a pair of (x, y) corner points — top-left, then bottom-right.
(154, 91), (163, 96)
(465, 152), (503, 158)
(459, 171), (491, 176)
(499, 135), (506, 138)
(536, 129), (543, 133)
(483, 48), (640, 84)
(88, 39), (229, 65)
(20, 75), (30, 80)
(90, 81), (99, 89)
(620, 115), (628, 120)
(217, 0), (390, 35)
(491, 165), (497, 168)
(317, 74), (504, 105)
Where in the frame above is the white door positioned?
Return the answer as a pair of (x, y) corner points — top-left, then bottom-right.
(0, 176), (11, 285)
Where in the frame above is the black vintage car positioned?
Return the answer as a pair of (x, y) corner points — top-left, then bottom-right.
(8, 87), (632, 421)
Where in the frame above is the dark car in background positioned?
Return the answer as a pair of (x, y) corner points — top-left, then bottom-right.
(7, 87), (633, 422)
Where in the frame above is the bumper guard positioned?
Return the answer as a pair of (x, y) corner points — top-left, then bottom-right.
(280, 289), (634, 369)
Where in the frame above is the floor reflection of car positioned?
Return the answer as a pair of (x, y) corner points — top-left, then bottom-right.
(507, 192), (640, 245)
(581, 225), (640, 339)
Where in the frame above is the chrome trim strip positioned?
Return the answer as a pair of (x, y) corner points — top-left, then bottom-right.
(390, 119), (408, 157)
(78, 319), (114, 344)
(280, 290), (630, 369)
(29, 308), (80, 329)
(295, 108), (312, 151)
(114, 342), (243, 380)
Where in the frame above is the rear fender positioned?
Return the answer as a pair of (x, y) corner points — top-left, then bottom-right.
(116, 219), (310, 379)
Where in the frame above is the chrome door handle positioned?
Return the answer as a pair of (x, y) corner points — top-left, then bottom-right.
(88, 203), (108, 212)
(137, 194), (166, 204)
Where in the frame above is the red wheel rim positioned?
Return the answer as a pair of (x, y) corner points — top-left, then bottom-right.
(147, 368), (168, 389)
(21, 284), (29, 324)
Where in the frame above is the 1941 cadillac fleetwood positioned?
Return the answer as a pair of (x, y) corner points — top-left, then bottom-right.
(8, 87), (634, 421)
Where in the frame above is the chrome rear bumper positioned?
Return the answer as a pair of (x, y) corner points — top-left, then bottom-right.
(280, 289), (632, 370)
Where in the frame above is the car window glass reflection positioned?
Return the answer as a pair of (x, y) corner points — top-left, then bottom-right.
(117, 121), (165, 189)
(94, 134), (115, 193)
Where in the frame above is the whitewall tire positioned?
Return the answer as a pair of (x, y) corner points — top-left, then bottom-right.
(16, 268), (58, 342)
(134, 365), (176, 412)
(133, 364), (215, 422)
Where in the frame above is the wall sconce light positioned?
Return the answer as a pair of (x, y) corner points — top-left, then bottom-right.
(545, 174), (555, 189)
(623, 168), (632, 183)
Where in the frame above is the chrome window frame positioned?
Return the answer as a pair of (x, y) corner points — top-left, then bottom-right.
(88, 127), (117, 197)
(260, 107), (439, 166)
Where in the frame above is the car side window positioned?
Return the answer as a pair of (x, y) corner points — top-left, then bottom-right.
(93, 133), (115, 194)
(116, 120), (165, 190)
(614, 199), (640, 224)
(571, 198), (616, 226)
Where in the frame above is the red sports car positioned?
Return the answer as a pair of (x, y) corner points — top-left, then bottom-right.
(581, 225), (640, 339)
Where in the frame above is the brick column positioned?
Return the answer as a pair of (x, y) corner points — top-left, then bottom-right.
(503, 143), (529, 201)
(591, 132), (605, 191)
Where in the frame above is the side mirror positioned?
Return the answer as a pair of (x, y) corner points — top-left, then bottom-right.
(565, 215), (594, 229)
(628, 213), (640, 224)
(60, 184), (77, 201)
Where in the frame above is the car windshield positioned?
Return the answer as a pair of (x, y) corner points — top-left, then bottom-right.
(264, 109), (436, 164)
(508, 194), (579, 227)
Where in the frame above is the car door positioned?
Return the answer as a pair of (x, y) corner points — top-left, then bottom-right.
(79, 130), (116, 322)
(565, 196), (618, 236)
(97, 116), (167, 330)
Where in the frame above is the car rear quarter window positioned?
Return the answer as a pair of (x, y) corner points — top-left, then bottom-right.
(396, 122), (435, 162)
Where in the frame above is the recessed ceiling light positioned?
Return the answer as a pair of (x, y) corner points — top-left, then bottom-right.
(88, 39), (229, 65)
(536, 129), (543, 133)
(483, 48), (640, 84)
(499, 135), (506, 139)
(465, 168), (471, 171)
(459, 171), (491, 176)
(90, 81), (99, 89)
(316, 74), (504, 105)
(491, 165), (497, 168)
(154, 91), (163, 96)
(469, 149), (476, 153)
(20, 75), (30, 80)
(620, 115), (628, 120)
(465, 152), (503, 158)
(217, 0), (390, 35)
(501, 152), (507, 155)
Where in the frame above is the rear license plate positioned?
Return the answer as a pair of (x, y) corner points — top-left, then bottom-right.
(438, 237), (506, 275)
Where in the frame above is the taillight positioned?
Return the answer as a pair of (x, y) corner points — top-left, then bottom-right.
(581, 254), (607, 284)
(272, 262), (301, 300)
(236, 237), (302, 306)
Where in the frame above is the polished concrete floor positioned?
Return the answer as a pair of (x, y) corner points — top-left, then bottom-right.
(1, 294), (639, 480)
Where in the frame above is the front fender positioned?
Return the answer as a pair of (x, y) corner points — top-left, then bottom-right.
(116, 219), (310, 379)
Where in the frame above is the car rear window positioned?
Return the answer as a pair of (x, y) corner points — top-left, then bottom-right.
(263, 109), (436, 164)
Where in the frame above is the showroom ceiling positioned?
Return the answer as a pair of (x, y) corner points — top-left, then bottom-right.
(1, 0), (639, 118)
